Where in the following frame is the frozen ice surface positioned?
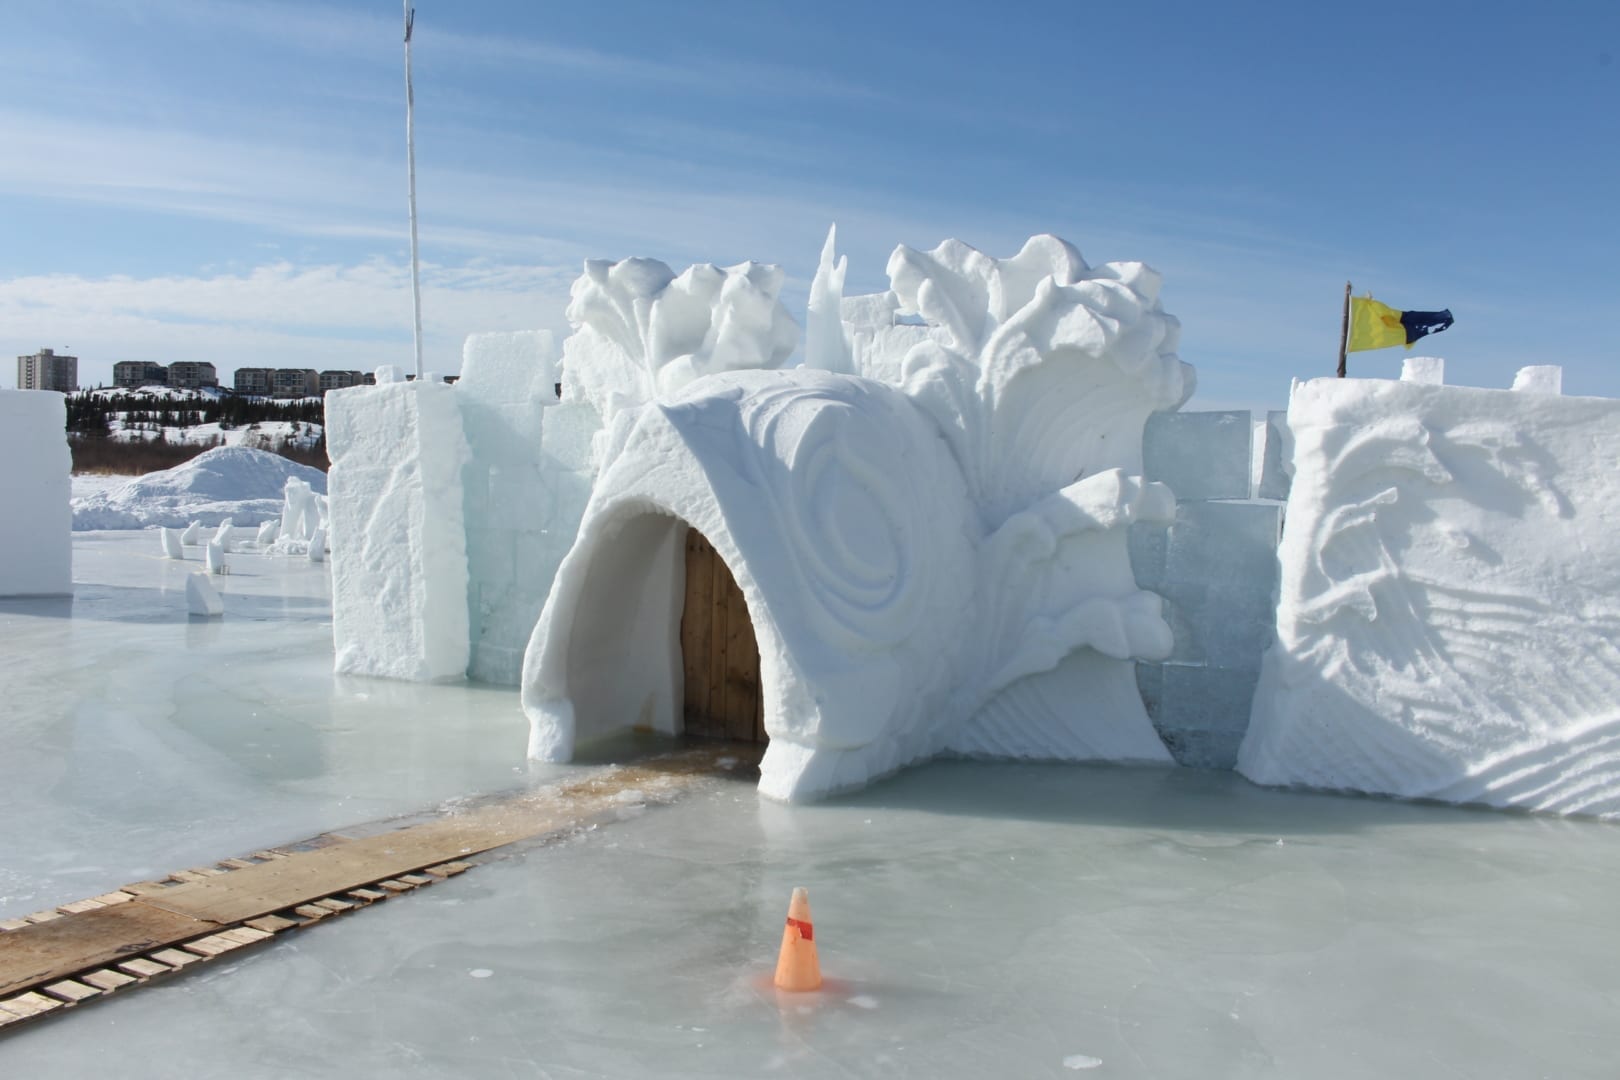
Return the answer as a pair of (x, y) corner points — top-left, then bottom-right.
(3, 534), (1619, 1078)
(0, 532), (549, 918)
(4, 748), (1619, 1076)
(1143, 409), (1252, 501)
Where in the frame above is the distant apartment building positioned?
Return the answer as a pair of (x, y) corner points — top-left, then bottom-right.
(167, 361), (219, 389)
(16, 348), (78, 392)
(318, 370), (365, 394)
(270, 368), (320, 399)
(233, 367), (272, 395)
(112, 361), (169, 388)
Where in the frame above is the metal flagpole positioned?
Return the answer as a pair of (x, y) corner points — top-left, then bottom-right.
(1336, 280), (1351, 378)
(404, 2), (425, 381)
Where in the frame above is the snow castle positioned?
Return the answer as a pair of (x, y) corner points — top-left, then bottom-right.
(326, 231), (1620, 818)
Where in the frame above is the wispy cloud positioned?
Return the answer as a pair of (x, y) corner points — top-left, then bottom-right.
(0, 259), (578, 386)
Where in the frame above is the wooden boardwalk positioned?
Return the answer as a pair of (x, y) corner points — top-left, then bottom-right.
(0, 744), (757, 1032)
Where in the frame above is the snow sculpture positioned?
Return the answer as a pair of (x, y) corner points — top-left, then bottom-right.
(523, 234), (1193, 799)
(1241, 376), (1620, 819)
(0, 390), (72, 597)
(561, 256), (797, 430)
(280, 478), (320, 543)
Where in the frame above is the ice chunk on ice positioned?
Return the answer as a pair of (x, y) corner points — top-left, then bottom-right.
(307, 526), (327, 563)
(1511, 365), (1562, 394)
(1400, 356), (1445, 385)
(212, 517), (234, 553)
(160, 527), (184, 559)
(186, 571), (223, 616)
(180, 520), (202, 545)
(205, 539), (226, 575)
(0, 390), (71, 597)
(255, 520), (280, 546)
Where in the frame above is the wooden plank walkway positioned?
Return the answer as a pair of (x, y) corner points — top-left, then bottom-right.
(0, 744), (757, 1032)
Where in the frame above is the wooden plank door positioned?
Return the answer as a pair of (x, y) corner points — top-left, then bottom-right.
(680, 528), (765, 742)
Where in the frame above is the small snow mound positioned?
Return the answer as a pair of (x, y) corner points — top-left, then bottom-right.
(1063, 1054), (1103, 1070)
(72, 446), (327, 531)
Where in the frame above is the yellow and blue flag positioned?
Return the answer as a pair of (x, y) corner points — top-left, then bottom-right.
(1349, 296), (1454, 352)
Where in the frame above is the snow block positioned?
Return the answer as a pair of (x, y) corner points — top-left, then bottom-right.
(1511, 365), (1562, 395)
(455, 330), (599, 687)
(459, 331), (557, 409)
(186, 571), (224, 616)
(1138, 664), (1259, 770)
(160, 527), (184, 560)
(1143, 410), (1252, 501)
(1256, 409), (1292, 502)
(1400, 356), (1445, 385)
(1241, 376), (1620, 819)
(0, 390), (71, 596)
(328, 380), (471, 682)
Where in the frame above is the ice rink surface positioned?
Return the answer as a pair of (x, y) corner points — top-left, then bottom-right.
(3, 532), (1618, 1077)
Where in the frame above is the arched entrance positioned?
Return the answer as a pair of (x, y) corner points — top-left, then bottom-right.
(679, 528), (766, 742)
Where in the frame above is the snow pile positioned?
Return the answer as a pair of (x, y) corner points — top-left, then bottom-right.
(1240, 373), (1620, 819)
(71, 446), (327, 531)
(0, 390), (72, 596)
(328, 380), (470, 682)
(524, 233), (1193, 799)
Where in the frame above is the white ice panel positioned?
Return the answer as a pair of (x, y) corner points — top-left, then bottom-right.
(0, 390), (71, 596)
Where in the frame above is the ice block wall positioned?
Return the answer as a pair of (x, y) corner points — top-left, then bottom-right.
(456, 332), (602, 685)
(0, 390), (71, 597)
(1129, 410), (1283, 767)
(327, 376), (471, 682)
(1241, 367), (1620, 819)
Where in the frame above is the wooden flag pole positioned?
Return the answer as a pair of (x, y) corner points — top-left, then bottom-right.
(1336, 281), (1351, 378)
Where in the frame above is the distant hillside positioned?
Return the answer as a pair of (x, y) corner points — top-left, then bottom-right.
(67, 388), (326, 475)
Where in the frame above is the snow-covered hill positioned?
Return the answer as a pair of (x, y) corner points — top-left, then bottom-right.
(72, 446), (328, 530)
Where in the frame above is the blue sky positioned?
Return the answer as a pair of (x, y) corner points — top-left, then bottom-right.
(2, 0), (1615, 407)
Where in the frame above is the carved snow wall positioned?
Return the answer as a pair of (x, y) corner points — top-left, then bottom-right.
(1240, 373), (1620, 819)
(523, 234), (1195, 800)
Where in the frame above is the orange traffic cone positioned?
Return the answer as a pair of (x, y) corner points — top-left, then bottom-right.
(773, 886), (822, 991)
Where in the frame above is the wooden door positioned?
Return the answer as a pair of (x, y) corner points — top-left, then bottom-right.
(680, 528), (766, 742)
